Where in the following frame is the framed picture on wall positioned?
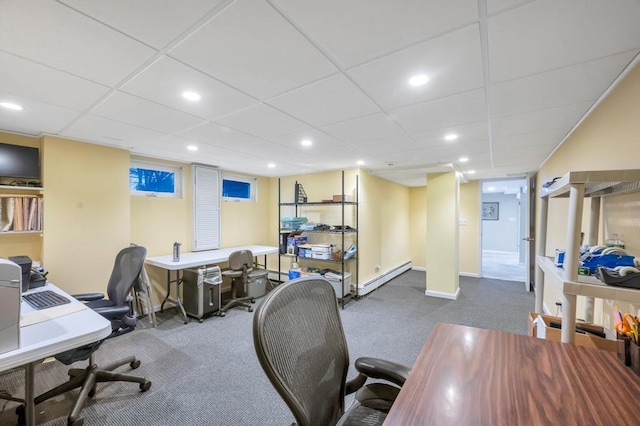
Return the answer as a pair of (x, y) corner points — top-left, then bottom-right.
(482, 202), (499, 220)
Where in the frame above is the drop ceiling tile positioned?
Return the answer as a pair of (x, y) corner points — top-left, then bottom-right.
(213, 104), (309, 139)
(412, 121), (489, 148)
(122, 57), (258, 120)
(349, 24), (484, 110)
(92, 92), (205, 134)
(493, 127), (569, 150)
(0, 91), (79, 135)
(270, 129), (344, 155)
(487, 0), (531, 15)
(61, 114), (167, 147)
(491, 101), (593, 139)
(178, 121), (267, 150)
(349, 134), (419, 154)
(267, 74), (379, 126)
(322, 113), (405, 144)
(0, 1), (156, 86)
(0, 51), (110, 111)
(488, 0), (640, 83)
(169, 0), (337, 99)
(59, 0), (227, 49)
(490, 52), (635, 117)
(390, 88), (487, 134)
(272, 0), (478, 67)
(492, 142), (556, 162)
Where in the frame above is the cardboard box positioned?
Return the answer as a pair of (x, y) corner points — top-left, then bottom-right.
(528, 312), (617, 352)
(332, 194), (353, 202)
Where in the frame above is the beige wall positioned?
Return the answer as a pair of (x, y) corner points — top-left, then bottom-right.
(426, 171), (460, 296)
(537, 62), (640, 326)
(42, 136), (130, 295)
(409, 186), (426, 268)
(0, 132), (42, 260)
(460, 180), (480, 275)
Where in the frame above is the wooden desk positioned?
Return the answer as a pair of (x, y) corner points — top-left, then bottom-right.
(0, 284), (111, 426)
(146, 245), (278, 323)
(384, 322), (640, 425)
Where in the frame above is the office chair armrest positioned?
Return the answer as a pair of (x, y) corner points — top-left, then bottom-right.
(92, 305), (131, 320)
(72, 293), (105, 302)
(354, 357), (410, 387)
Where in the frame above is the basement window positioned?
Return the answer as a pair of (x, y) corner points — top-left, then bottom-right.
(222, 174), (256, 203)
(130, 161), (183, 197)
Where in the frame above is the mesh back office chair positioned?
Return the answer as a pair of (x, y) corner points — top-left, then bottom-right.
(253, 277), (410, 426)
(19, 246), (152, 426)
(219, 249), (254, 316)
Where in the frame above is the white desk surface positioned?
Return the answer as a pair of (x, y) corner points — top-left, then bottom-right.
(145, 245), (278, 270)
(0, 284), (111, 372)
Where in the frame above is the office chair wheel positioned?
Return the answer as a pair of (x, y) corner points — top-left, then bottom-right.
(140, 380), (152, 392)
(218, 311), (226, 317)
(248, 306), (253, 312)
(199, 318), (204, 323)
(251, 298), (256, 303)
(130, 359), (141, 369)
(15, 406), (25, 425)
(68, 416), (84, 426)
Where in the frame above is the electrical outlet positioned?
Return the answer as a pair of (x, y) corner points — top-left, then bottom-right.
(459, 218), (467, 226)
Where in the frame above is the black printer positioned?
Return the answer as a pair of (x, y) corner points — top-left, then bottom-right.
(6, 256), (47, 292)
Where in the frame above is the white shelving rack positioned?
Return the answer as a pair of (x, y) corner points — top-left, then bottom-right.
(535, 169), (640, 344)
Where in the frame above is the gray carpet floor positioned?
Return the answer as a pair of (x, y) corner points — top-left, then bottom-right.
(0, 271), (534, 425)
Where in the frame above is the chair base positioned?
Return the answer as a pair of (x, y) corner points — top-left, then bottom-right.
(218, 276), (254, 316)
(17, 355), (151, 426)
(218, 295), (254, 316)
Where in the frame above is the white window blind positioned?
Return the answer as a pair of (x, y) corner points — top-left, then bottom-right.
(193, 165), (220, 251)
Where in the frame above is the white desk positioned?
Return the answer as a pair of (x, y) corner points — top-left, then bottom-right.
(0, 284), (111, 426)
(146, 245), (278, 323)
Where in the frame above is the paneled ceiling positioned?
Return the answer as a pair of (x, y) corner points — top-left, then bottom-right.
(1, 0), (639, 186)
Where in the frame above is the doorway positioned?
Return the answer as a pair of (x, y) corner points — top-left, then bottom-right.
(481, 178), (527, 283)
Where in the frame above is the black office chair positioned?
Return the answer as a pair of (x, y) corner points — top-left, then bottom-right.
(19, 246), (152, 426)
(219, 249), (254, 316)
(253, 277), (410, 425)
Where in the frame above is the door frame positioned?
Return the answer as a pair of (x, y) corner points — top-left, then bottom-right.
(479, 176), (530, 287)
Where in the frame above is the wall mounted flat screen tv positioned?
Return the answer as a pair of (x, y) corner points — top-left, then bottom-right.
(0, 142), (40, 180)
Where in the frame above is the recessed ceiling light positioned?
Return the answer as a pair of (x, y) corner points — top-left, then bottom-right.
(466, 170), (476, 175)
(357, 160), (364, 166)
(0, 102), (23, 111)
(458, 157), (469, 163)
(182, 91), (201, 101)
(444, 134), (458, 141)
(187, 145), (198, 151)
(301, 139), (312, 147)
(408, 74), (429, 87)
(488, 186), (496, 191)
(268, 163), (276, 168)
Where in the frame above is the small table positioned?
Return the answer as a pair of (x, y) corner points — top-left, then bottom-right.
(0, 284), (111, 426)
(384, 322), (640, 425)
(145, 245), (278, 323)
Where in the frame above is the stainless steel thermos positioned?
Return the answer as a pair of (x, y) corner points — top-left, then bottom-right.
(173, 242), (181, 262)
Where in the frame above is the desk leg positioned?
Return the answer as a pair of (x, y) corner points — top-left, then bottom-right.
(160, 270), (188, 324)
(24, 362), (35, 426)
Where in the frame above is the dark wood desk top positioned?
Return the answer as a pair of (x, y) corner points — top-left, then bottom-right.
(384, 322), (640, 425)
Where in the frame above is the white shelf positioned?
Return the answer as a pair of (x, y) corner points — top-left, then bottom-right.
(536, 256), (640, 304)
(541, 169), (640, 199)
(536, 168), (640, 344)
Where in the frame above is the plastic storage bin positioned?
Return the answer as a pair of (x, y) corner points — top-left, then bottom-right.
(182, 266), (222, 322)
(325, 272), (352, 298)
(239, 269), (269, 298)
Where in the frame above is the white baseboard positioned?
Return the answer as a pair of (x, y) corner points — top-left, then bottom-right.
(425, 287), (461, 300)
(459, 272), (481, 278)
(411, 266), (426, 272)
(357, 262), (412, 296)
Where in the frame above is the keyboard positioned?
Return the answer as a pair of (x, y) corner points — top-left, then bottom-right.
(22, 290), (71, 310)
